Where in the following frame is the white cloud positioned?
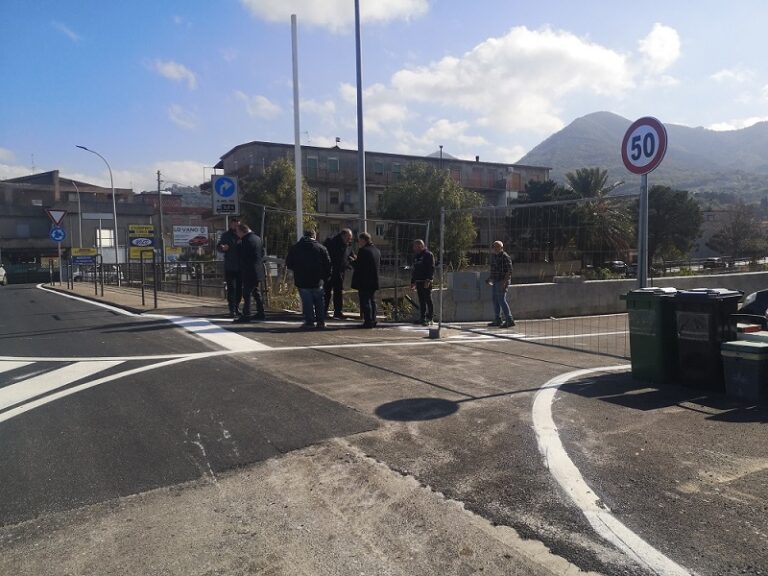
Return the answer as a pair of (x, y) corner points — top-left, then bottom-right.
(301, 98), (337, 126)
(0, 147), (16, 163)
(708, 116), (768, 131)
(638, 23), (681, 75)
(0, 162), (31, 180)
(240, 0), (428, 32)
(390, 26), (633, 134)
(52, 21), (81, 42)
(234, 91), (282, 119)
(711, 66), (754, 84)
(493, 145), (527, 163)
(150, 60), (198, 90)
(168, 104), (197, 129)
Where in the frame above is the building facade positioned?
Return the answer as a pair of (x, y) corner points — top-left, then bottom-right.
(214, 141), (550, 247)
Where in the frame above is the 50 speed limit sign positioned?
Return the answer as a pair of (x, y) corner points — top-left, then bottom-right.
(621, 116), (668, 175)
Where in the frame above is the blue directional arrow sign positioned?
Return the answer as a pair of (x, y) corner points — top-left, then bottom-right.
(212, 175), (239, 215)
(49, 226), (66, 242)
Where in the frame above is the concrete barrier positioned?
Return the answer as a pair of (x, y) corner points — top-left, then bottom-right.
(440, 271), (768, 321)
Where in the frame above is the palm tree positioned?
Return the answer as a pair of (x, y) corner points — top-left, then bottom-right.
(566, 168), (634, 267)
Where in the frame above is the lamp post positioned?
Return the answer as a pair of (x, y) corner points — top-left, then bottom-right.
(70, 180), (83, 248)
(76, 145), (120, 285)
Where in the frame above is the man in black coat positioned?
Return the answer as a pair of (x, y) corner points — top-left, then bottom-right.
(216, 217), (242, 317)
(234, 223), (265, 323)
(351, 232), (381, 328)
(409, 239), (435, 326)
(286, 230), (332, 329)
(323, 228), (353, 319)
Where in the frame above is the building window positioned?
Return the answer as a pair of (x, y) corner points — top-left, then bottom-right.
(392, 163), (401, 174)
(307, 156), (318, 177)
(16, 224), (30, 238)
(68, 193), (78, 202)
(374, 161), (384, 175)
(344, 191), (352, 204)
(375, 223), (386, 237)
(377, 193), (384, 209)
(31, 199), (43, 206)
(328, 157), (339, 173)
(329, 189), (339, 205)
(97, 228), (115, 248)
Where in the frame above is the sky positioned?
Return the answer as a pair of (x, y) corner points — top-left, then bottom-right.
(2, 0), (768, 192)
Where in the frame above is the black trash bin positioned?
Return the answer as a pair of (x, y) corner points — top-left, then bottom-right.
(675, 288), (742, 391)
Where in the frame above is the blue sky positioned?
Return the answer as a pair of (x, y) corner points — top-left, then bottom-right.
(2, 0), (768, 191)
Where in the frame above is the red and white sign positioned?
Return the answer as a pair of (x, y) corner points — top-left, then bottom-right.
(621, 117), (668, 175)
(45, 209), (67, 225)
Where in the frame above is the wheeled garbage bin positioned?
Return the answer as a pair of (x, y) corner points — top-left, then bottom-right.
(675, 288), (742, 391)
(721, 340), (768, 402)
(624, 287), (678, 385)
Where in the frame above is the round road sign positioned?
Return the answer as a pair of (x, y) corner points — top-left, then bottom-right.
(621, 116), (668, 175)
(214, 176), (236, 198)
(49, 226), (66, 242)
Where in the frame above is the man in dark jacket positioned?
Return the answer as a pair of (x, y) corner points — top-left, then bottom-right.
(234, 223), (265, 323)
(323, 228), (353, 319)
(216, 217), (242, 317)
(409, 239), (435, 326)
(486, 240), (514, 328)
(351, 232), (381, 328)
(286, 230), (332, 329)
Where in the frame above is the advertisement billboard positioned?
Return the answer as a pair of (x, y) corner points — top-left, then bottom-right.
(128, 224), (155, 260)
(173, 226), (209, 247)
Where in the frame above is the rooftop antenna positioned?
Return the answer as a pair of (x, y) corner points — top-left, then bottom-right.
(30, 153), (35, 174)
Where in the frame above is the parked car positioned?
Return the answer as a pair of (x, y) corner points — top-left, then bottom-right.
(703, 257), (728, 269)
(0, 264), (7, 286)
(602, 260), (628, 274)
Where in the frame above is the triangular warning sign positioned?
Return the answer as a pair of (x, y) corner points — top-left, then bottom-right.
(45, 209), (67, 225)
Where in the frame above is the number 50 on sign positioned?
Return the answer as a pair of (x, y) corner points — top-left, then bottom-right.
(621, 116), (668, 175)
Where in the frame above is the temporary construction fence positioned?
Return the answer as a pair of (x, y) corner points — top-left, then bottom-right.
(437, 195), (641, 359)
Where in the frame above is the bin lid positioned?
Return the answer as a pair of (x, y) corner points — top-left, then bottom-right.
(738, 330), (768, 343)
(678, 288), (742, 300)
(625, 287), (678, 299)
(722, 340), (768, 359)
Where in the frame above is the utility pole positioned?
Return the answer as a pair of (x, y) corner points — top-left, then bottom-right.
(157, 170), (165, 265)
(354, 0), (367, 232)
(291, 14), (303, 241)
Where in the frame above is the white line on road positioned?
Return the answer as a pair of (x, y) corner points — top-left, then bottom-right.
(0, 361), (123, 411)
(0, 352), (230, 425)
(0, 361), (33, 374)
(532, 365), (691, 576)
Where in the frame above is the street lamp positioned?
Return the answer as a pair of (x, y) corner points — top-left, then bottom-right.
(76, 145), (121, 285)
(70, 179), (83, 248)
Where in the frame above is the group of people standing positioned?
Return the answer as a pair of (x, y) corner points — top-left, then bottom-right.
(218, 217), (514, 330)
(286, 228), (382, 329)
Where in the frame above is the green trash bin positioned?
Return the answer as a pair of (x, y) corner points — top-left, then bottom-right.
(721, 340), (768, 402)
(624, 287), (679, 385)
(675, 288), (742, 391)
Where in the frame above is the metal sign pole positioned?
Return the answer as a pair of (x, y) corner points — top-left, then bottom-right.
(291, 14), (303, 241)
(438, 207), (445, 334)
(638, 173), (649, 288)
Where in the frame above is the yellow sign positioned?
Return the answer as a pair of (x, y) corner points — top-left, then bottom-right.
(128, 224), (155, 236)
(71, 248), (98, 257)
(129, 247), (155, 260)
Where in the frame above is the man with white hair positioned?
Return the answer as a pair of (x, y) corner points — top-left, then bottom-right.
(485, 240), (514, 328)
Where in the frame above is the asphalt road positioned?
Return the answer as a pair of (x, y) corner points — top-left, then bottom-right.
(1, 283), (766, 576)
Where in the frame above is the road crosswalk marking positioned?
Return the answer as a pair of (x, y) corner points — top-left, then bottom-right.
(0, 361), (123, 411)
(0, 361), (33, 375)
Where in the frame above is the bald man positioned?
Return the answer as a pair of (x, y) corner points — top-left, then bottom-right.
(486, 240), (514, 328)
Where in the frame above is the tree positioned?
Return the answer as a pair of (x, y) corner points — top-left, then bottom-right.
(514, 180), (579, 263)
(380, 162), (482, 267)
(239, 158), (317, 255)
(707, 202), (767, 260)
(566, 168), (634, 266)
(644, 185), (703, 264)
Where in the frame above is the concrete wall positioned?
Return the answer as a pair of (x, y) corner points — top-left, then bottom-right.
(440, 271), (768, 321)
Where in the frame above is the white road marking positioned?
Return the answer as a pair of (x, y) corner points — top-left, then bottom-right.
(0, 352), (229, 424)
(0, 361), (33, 374)
(0, 361), (123, 411)
(532, 365), (691, 576)
(37, 284), (135, 316)
(523, 330), (628, 341)
(146, 315), (272, 352)
(0, 354), (190, 362)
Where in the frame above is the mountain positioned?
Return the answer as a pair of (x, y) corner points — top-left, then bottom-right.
(518, 111), (768, 196)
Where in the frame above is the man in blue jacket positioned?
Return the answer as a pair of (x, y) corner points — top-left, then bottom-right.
(286, 230), (332, 329)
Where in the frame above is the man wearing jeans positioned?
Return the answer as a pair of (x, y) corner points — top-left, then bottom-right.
(286, 230), (332, 329)
(486, 240), (515, 328)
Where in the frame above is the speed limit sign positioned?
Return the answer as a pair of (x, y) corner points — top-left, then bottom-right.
(621, 116), (668, 175)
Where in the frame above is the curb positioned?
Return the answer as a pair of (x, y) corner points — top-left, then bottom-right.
(44, 285), (150, 315)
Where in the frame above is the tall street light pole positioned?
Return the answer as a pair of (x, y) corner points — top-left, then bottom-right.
(157, 170), (166, 265)
(76, 145), (120, 285)
(70, 179), (83, 248)
(354, 0), (367, 233)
